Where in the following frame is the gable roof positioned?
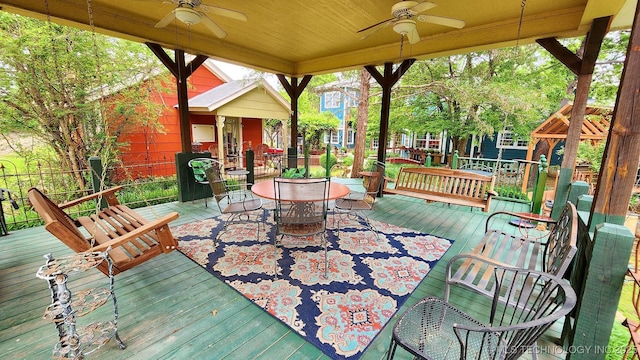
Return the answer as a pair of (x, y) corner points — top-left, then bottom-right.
(185, 79), (291, 119)
(532, 102), (613, 141)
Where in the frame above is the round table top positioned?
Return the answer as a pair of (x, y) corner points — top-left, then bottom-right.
(251, 178), (350, 201)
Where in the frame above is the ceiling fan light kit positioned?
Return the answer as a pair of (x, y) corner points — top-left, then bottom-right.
(175, 7), (201, 25)
(393, 19), (416, 35)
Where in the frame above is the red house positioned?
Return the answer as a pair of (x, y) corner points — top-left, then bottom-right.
(116, 59), (290, 176)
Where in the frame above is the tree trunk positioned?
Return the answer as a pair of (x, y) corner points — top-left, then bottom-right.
(352, 69), (371, 178)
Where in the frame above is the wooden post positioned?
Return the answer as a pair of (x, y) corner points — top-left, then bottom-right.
(563, 6), (640, 355)
(365, 60), (415, 166)
(537, 18), (611, 219)
(146, 43), (207, 153)
(278, 74), (312, 169)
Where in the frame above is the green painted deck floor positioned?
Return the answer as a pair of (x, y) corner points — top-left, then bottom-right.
(0, 179), (566, 359)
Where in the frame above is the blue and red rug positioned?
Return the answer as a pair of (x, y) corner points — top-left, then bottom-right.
(172, 213), (452, 359)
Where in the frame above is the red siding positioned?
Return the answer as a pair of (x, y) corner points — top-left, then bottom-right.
(117, 66), (226, 178)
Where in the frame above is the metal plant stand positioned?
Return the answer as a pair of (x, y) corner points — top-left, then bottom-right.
(36, 250), (126, 359)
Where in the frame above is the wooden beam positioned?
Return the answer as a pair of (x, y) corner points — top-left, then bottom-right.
(544, 17), (611, 219)
(536, 38), (581, 75)
(277, 74), (312, 167)
(146, 43), (208, 153)
(365, 59), (415, 167)
(590, 10), (640, 222)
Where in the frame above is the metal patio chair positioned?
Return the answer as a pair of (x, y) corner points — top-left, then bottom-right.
(187, 157), (216, 208)
(387, 260), (577, 360)
(273, 177), (330, 277)
(334, 160), (385, 239)
(204, 162), (264, 243)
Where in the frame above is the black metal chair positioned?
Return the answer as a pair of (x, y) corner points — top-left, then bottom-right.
(334, 160), (385, 239)
(273, 177), (330, 277)
(187, 157), (216, 208)
(204, 162), (264, 244)
(387, 258), (577, 360)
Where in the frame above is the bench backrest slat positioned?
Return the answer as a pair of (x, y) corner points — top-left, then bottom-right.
(396, 167), (492, 201)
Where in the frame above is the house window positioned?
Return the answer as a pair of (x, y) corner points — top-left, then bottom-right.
(372, 138), (379, 149)
(330, 131), (339, 144)
(497, 130), (529, 149)
(324, 91), (341, 109)
(347, 129), (354, 144)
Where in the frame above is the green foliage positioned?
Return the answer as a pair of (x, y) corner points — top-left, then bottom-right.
(556, 141), (606, 172)
(494, 185), (529, 200)
(319, 153), (338, 170)
(0, 12), (171, 188)
(282, 167), (306, 178)
(341, 155), (354, 167)
(606, 321), (631, 360)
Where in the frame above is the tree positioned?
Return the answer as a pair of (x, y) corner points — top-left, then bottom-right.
(351, 69), (371, 177)
(396, 47), (570, 156)
(0, 13), (169, 189)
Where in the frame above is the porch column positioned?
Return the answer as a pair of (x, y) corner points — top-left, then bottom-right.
(277, 74), (313, 168)
(561, 8), (640, 358)
(365, 60), (415, 166)
(536, 17), (611, 219)
(216, 115), (226, 169)
(146, 43), (207, 153)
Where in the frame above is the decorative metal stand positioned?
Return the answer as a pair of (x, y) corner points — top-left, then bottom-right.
(36, 250), (126, 359)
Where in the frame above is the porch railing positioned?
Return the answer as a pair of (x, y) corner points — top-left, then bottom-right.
(0, 155), (177, 232)
(454, 155), (541, 203)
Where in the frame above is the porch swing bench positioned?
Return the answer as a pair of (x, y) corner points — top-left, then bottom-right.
(28, 186), (179, 276)
(384, 167), (497, 212)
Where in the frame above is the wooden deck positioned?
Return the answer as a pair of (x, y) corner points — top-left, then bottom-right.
(0, 178), (566, 359)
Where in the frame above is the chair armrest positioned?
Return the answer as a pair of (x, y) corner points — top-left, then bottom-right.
(87, 212), (179, 252)
(487, 190), (498, 197)
(59, 186), (124, 209)
(485, 210), (555, 233)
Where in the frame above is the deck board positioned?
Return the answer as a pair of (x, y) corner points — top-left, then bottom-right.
(0, 180), (565, 359)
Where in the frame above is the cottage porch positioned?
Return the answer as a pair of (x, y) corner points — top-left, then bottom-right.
(0, 178), (569, 359)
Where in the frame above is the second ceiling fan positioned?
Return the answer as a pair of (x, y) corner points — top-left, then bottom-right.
(358, 1), (465, 44)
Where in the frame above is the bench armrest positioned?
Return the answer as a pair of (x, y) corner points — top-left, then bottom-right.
(59, 186), (124, 209)
(87, 212), (179, 252)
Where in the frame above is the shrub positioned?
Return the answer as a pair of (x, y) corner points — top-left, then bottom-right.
(319, 153), (337, 170)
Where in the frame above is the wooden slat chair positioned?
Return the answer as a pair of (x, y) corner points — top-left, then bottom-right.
(28, 186), (179, 276)
(447, 202), (578, 307)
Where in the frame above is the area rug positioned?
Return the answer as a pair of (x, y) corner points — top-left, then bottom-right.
(172, 213), (453, 359)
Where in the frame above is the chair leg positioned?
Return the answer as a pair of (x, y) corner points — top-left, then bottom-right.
(386, 338), (398, 360)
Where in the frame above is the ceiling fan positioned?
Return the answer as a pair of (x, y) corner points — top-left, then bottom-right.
(358, 1), (465, 44)
(150, 0), (247, 38)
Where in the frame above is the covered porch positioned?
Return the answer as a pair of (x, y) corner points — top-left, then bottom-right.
(1, 179), (573, 359)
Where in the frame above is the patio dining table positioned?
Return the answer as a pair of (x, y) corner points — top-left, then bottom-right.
(251, 178), (350, 202)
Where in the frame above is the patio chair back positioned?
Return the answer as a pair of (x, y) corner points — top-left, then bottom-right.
(363, 160), (386, 203)
(273, 178), (330, 276)
(389, 265), (576, 360)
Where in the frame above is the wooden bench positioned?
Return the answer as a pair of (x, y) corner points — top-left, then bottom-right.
(384, 167), (497, 212)
(29, 186), (179, 276)
(446, 202), (578, 303)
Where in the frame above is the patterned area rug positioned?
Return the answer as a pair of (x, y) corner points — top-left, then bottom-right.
(172, 213), (452, 359)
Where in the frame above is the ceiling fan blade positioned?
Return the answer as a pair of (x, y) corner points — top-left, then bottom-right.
(418, 15), (465, 29)
(199, 5), (247, 21)
(407, 27), (421, 44)
(357, 17), (395, 33)
(200, 13), (227, 38)
(411, 1), (437, 14)
(360, 21), (393, 40)
(155, 11), (176, 28)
